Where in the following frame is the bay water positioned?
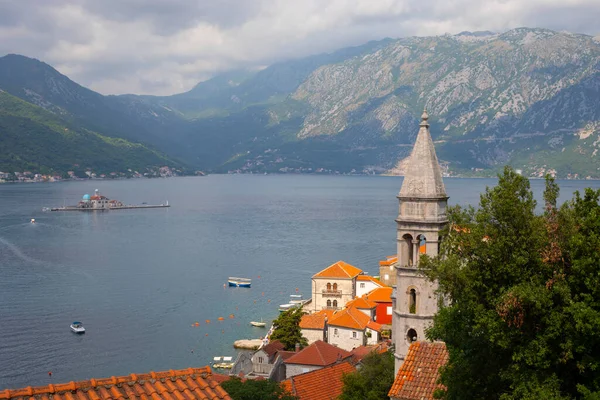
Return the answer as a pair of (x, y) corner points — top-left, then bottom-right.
(0, 175), (598, 389)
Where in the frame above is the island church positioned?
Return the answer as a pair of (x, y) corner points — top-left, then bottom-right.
(388, 110), (449, 373)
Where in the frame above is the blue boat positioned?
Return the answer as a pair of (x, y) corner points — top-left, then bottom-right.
(228, 277), (251, 287)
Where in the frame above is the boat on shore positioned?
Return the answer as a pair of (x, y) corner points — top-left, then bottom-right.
(213, 356), (234, 369)
(228, 277), (251, 288)
(70, 321), (85, 334)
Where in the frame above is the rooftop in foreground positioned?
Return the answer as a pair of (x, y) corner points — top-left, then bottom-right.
(0, 366), (231, 400)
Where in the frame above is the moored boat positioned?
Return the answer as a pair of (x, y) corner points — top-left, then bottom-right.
(250, 319), (266, 327)
(70, 321), (85, 334)
(228, 277), (251, 287)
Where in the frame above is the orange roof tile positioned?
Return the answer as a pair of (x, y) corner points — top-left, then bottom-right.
(283, 361), (355, 400)
(379, 255), (398, 266)
(328, 306), (371, 330)
(347, 296), (377, 310)
(388, 342), (448, 400)
(364, 287), (393, 303)
(312, 261), (362, 279)
(350, 342), (390, 362)
(300, 313), (327, 330)
(0, 367), (231, 400)
(366, 320), (382, 332)
(284, 340), (352, 366)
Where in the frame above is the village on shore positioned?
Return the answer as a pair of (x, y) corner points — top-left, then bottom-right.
(1, 111), (449, 400)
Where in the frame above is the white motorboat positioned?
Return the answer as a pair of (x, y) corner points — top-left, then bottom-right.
(70, 321), (85, 334)
(250, 319), (266, 327)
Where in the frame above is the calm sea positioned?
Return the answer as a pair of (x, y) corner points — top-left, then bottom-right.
(0, 175), (598, 389)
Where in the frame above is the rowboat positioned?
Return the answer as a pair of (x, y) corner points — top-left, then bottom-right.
(228, 277), (251, 288)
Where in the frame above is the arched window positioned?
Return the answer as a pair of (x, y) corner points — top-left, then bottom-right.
(333, 300), (338, 308)
(333, 283), (338, 291)
(407, 329), (418, 343)
(400, 234), (414, 267)
(327, 283), (331, 291)
(327, 300), (331, 307)
(409, 288), (417, 314)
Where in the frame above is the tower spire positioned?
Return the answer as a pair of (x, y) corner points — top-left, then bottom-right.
(399, 109), (446, 199)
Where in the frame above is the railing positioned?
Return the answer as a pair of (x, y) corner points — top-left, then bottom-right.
(323, 306), (340, 310)
(321, 289), (342, 297)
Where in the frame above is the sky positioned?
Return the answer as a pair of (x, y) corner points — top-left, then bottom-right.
(0, 0), (599, 96)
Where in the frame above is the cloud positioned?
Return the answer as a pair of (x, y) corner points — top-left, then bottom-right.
(0, 0), (598, 95)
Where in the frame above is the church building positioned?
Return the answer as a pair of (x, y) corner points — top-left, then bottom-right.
(391, 110), (449, 373)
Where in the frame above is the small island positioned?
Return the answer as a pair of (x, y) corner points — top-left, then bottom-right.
(49, 189), (170, 211)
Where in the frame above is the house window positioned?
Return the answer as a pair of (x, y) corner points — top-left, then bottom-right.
(384, 274), (389, 280)
(327, 300), (331, 307)
(327, 282), (331, 291)
(352, 331), (357, 338)
(333, 300), (338, 308)
(360, 283), (365, 288)
(334, 328), (338, 335)
(258, 357), (264, 363)
(387, 306), (392, 315)
(333, 283), (338, 291)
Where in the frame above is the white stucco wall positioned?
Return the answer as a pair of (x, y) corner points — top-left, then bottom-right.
(327, 325), (365, 351)
(356, 280), (382, 298)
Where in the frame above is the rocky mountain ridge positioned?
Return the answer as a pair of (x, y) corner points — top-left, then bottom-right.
(1, 27), (599, 178)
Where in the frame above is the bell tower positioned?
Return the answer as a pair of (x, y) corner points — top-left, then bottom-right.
(392, 110), (449, 373)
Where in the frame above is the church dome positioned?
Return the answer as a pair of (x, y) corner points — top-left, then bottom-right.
(82, 194), (90, 201)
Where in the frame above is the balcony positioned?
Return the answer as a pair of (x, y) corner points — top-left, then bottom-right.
(322, 289), (342, 297)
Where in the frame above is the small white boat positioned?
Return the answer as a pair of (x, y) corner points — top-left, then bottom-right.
(278, 303), (296, 312)
(30, 218), (35, 224)
(70, 321), (85, 334)
(250, 319), (266, 327)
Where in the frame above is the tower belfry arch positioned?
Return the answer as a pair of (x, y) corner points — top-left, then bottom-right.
(392, 110), (449, 373)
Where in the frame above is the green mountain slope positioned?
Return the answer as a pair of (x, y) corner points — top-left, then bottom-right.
(0, 90), (178, 175)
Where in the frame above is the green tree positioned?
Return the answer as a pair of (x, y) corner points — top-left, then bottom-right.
(339, 350), (395, 400)
(269, 308), (308, 351)
(420, 167), (600, 399)
(220, 377), (297, 400)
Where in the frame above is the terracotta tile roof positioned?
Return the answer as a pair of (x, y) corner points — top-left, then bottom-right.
(328, 306), (371, 330)
(262, 340), (285, 357)
(364, 287), (393, 303)
(282, 361), (355, 400)
(366, 320), (382, 332)
(300, 313), (327, 330)
(388, 342), (448, 400)
(0, 367), (231, 400)
(347, 296), (377, 309)
(277, 351), (297, 361)
(351, 342), (392, 363)
(379, 255), (398, 266)
(312, 261), (362, 279)
(284, 340), (352, 366)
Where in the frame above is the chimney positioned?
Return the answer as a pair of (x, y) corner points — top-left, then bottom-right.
(295, 343), (300, 353)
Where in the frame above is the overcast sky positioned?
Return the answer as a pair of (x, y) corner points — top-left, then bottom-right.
(1, 0), (598, 96)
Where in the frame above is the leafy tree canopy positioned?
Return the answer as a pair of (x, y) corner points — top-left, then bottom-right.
(220, 377), (297, 400)
(421, 166), (600, 399)
(270, 307), (308, 351)
(340, 350), (395, 400)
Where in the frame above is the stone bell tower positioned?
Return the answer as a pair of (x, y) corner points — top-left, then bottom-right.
(392, 110), (449, 373)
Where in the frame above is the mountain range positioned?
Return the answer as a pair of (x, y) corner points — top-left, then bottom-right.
(0, 27), (599, 178)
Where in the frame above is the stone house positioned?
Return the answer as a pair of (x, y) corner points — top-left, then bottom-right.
(310, 261), (363, 312)
(346, 296), (377, 319)
(283, 340), (352, 379)
(378, 255), (398, 286)
(327, 306), (371, 351)
(299, 309), (334, 345)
